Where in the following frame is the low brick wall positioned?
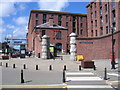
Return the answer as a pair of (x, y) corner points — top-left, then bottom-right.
(76, 31), (120, 60)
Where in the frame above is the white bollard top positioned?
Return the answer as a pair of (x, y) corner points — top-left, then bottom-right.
(42, 35), (50, 39)
(69, 33), (77, 37)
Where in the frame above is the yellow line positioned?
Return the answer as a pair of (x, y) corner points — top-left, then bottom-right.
(1, 85), (67, 88)
(107, 82), (120, 85)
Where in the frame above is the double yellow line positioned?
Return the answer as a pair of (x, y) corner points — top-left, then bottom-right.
(1, 85), (67, 89)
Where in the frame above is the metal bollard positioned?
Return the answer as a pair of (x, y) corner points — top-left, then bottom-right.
(21, 70), (24, 83)
(6, 63), (8, 67)
(23, 64), (26, 69)
(0, 62), (2, 66)
(104, 68), (108, 80)
(79, 65), (81, 71)
(93, 65), (96, 70)
(36, 65), (38, 70)
(64, 65), (67, 71)
(49, 65), (52, 71)
(13, 64), (15, 68)
(63, 70), (66, 83)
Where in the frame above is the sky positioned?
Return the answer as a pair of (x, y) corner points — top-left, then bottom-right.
(0, 0), (90, 49)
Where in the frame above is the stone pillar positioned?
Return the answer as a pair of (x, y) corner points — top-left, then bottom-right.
(42, 35), (50, 59)
(69, 33), (77, 60)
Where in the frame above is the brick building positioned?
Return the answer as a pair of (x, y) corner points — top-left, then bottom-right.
(27, 10), (87, 56)
(86, 1), (120, 37)
(27, 1), (120, 59)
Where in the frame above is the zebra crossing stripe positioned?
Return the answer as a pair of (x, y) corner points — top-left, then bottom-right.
(107, 73), (120, 77)
(67, 85), (112, 88)
(66, 77), (102, 81)
(66, 72), (94, 75)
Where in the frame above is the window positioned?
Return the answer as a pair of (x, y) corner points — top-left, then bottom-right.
(112, 0), (115, 8)
(113, 22), (116, 31)
(106, 15), (108, 23)
(43, 14), (47, 20)
(95, 11), (97, 18)
(80, 17), (83, 21)
(105, 4), (108, 12)
(55, 31), (61, 40)
(42, 30), (46, 36)
(35, 14), (38, 18)
(100, 7), (102, 15)
(51, 14), (54, 18)
(43, 20), (46, 24)
(99, 0), (102, 6)
(73, 22), (76, 28)
(94, 3), (96, 8)
(73, 28), (76, 33)
(80, 23), (83, 28)
(66, 22), (68, 27)
(80, 29), (83, 35)
(58, 21), (62, 26)
(91, 13), (93, 19)
(91, 21), (93, 29)
(112, 10), (116, 22)
(90, 6), (92, 11)
(100, 16), (103, 26)
(91, 30), (93, 37)
(100, 27), (103, 35)
(95, 20), (97, 27)
(73, 16), (76, 21)
(95, 30), (98, 36)
(106, 26), (108, 34)
(58, 15), (62, 21)
(66, 16), (68, 20)
(36, 20), (38, 25)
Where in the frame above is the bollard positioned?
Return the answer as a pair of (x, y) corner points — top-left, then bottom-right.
(93, 65), (96, 70)
(64, 65), (67, 71)
(21, 70), (24, 83)
(0, 62), (2, 66)
(79, 65), (81, 71)
(63, 70), (66, 83)
(104, 68), (108, 80)
(6, 63), (8, 67)
(49, 65), (52, 71)
(36, 65), (38, 70)
(13, 64), (15, 68)
(23, 64), (26, 69)
(61, 56), (63, 60)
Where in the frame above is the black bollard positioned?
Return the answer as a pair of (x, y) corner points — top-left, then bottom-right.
(49, 65), (52, 71)
(0, 62), (2, 66)
(104, 68), (108, 80)
(63, 70), (66, 83)
(23, 64), (26, 69)
(36, 65), (39, 70)
(6, 63), (8, 67)
(79, 65), (81, 71)
(93, 65), (96, 70)
(21, 70), (24, 83)
(13, 64), (15, 68)
(64, 65), (67, 71)
(61, 56), (63, 60)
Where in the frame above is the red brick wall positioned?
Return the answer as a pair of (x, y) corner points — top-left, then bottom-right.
(76, 31), (120, 60)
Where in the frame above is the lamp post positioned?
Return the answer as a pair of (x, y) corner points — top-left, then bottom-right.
(111, 25), (116, 69)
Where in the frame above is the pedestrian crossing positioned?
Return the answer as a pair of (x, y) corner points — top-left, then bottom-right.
(65, 71), (113, 88)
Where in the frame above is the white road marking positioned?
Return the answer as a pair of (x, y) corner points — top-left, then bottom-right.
(107, 73), (120, 77)
(106, 81), (119, 83)
(66, 77), (102, 81)
(66, 72), (94, 75)
(67, 85), (112, 88)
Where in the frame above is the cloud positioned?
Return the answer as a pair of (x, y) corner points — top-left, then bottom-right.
(7, 25), (15, 29)
(13, 16), (28, 25)
(0, 2), (16, 17)
(38, 0), (69, 11)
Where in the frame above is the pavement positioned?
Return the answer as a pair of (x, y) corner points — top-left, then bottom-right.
(0, 55), (119, 90)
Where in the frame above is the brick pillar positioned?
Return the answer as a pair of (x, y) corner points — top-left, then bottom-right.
(69, 33), (77, 60)
(42, 35), (50, 59)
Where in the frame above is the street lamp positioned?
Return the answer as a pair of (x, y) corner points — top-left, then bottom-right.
(111, 25), (116, 69)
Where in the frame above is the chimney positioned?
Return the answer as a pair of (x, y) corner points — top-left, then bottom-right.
(49, 17), (53, 26)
